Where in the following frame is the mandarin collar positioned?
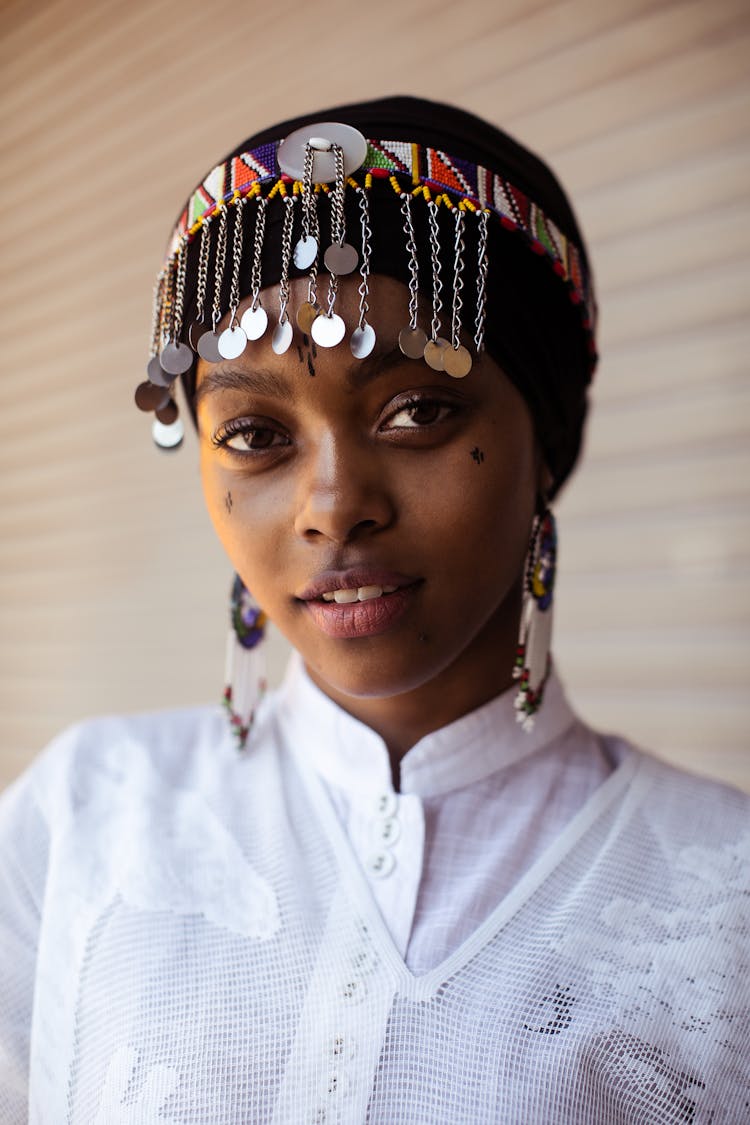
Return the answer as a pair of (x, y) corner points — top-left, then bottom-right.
(275, 652), (577, 799)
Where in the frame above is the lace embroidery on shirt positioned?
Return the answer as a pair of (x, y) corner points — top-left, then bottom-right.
(94, 1046), (180, 1123)
(64, 750), (280, 939)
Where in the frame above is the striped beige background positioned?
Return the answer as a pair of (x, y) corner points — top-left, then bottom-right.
(1, 0), (748, 791)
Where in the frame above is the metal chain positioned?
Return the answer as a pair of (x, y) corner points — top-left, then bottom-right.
(149, 269), (166, 357)
(427, 200), (443, 342)
(277, 195), (296, 326)
(475, 208), (489, 352)
(356, 186), (372, 330)
(331, 144), (346, 246)
(195, 217), (212, 327)
(228, 197), (246, 327)
(306, 189), (319, 307)
(172, 236), (189, 342)
(401, 193), (419, 330)
(249, 196), (268, 311)
(451, 208), (466, 350)
(211, 203), (229, 330)
(301, 143), (314, 240)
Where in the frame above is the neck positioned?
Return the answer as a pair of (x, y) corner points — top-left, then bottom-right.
(304, 588), (522, 775)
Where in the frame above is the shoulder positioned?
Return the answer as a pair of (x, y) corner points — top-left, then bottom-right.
(3, 704), (234, 826)
(599, 733), (750, 883)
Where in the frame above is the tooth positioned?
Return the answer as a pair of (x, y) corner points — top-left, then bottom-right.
(333, 588), (359, 603)
(357, 586), (383, 601)
(322, 592), (336, 602)
(383, 585), (397, 593)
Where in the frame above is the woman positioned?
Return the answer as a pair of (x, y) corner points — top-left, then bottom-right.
(0, 97), (747, 1123)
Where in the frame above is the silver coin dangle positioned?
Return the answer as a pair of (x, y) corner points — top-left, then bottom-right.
(197, 330), (222, 363)
(152, 416), (185, 451)
(311, 312), (345, 348)
(147, 353), (174, 388)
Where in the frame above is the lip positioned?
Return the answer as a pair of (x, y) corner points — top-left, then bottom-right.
(296, 568), (421, 640)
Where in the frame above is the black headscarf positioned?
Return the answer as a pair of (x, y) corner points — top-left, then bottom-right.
(176, 96), (596, 495)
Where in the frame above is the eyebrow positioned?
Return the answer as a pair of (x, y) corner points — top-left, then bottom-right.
(194, 345), (413, 409)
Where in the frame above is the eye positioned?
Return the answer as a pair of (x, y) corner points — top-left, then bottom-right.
(212, 418), (289, 454)
(381, 395), (458, 430)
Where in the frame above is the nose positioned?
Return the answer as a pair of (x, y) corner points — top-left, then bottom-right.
(293, 432), (395, 544)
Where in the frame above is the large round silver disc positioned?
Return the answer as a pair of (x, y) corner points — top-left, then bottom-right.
(135, 381), (170, 412)
(296, 302), (319, 334)
(152, 416), (185, 450)
(278, 122), (368, 182)
(240, 305), (268, 341)
(197, 330), (222, 363)
(424, 338), (448, 371)
(147, 354), (174, 387)
(324, 242), (359, 276)
(311, 312), (346, 348)
(272, 319), (294, 355)
(398, 325), (427, 359)
(218, 325), (248, 359)
(160, 341), (193, 376)
(350, 324), (376, 359)
(293, 235), (318, 270)
(443, 344), (473, 378)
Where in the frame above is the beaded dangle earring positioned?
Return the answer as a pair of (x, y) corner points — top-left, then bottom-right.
(513, 508), (557, 731)
(223, 574), (268, 751)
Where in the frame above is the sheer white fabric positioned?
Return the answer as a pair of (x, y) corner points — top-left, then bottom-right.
(1, 660), (748, 1123)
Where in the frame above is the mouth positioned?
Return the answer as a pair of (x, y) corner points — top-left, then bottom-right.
(297, 569), (421, 639)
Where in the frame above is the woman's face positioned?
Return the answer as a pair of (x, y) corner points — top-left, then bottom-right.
(197, 275), (544, 732)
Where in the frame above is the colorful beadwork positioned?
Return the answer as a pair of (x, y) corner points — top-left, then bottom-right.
(164, 138), (596, 340)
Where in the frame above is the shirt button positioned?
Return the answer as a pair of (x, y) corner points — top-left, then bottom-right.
(373, 815), (401, 846)
(341, 977), (367, 1004)
(365, 850), (395, 878)
(330, 1034), (357, 1061)
(320, 1068), (351, 1098)
(374, 792), (398, 818)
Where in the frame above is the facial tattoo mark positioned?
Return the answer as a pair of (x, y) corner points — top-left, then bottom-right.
(471, 446), (485, 465)
(224, 490), (233, 515)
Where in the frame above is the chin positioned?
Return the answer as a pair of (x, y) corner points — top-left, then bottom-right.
(300, 633), (458, 703)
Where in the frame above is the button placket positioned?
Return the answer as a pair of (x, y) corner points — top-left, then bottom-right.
(271, 892), (394, 1125)
(365, 792), (401, 879)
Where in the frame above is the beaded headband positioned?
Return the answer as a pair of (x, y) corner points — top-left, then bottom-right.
(137, 124), (597, 450)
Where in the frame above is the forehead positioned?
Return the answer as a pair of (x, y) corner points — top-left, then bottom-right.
(195, 274), (421, 403)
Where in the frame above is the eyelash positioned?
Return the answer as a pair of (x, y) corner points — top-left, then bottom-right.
(211, 418), (288, 455)
(211, 392), (463, 458)
(381, 394), (460, 431)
